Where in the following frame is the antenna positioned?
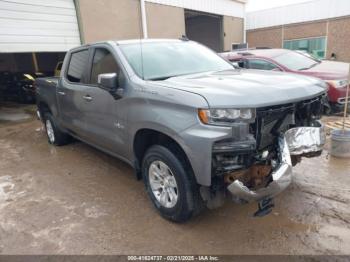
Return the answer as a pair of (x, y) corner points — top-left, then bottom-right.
(140, 38), (145, 80)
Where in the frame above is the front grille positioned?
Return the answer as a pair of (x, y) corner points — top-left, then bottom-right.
(253, 104), (295, 150)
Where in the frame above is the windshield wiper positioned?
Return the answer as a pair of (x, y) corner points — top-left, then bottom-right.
(148, 69), (232, 81)
(299, 62), (320, 71)
(148, 75), (177, 81)
(148, 72), (203, 81)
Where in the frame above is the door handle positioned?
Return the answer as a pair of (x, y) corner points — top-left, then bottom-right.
(83, 95), (93, 102)
(58, 91), (66, 96)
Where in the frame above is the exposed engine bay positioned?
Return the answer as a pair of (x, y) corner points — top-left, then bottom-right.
(202, 94), (327, 213)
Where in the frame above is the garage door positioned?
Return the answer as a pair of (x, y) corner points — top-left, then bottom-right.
(0, 0), (81, 53)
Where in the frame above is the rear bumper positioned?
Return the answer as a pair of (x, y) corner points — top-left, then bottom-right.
(227, 124), (325, 203)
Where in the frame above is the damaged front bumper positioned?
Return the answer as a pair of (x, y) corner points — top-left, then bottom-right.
(227, 124), (326, 203)
(227, 137), (292, 203)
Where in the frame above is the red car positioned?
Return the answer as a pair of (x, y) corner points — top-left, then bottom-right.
(220, 49), (349, 113)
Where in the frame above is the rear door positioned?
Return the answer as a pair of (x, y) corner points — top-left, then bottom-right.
(57, 48), (91, 138)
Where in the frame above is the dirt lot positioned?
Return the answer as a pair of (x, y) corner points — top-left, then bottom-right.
(0, 104), (350, 255)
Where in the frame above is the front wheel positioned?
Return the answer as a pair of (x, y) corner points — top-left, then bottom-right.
(142, 145), (203, 223)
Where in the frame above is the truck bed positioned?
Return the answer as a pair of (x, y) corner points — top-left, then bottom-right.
(35, 77), (60, 118)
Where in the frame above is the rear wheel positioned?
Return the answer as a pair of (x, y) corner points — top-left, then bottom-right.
(44, 113), (70, 146)
(142, 145), (203, 222)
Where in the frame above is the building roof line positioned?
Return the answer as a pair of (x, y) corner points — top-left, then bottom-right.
(246, 0), (350, 30)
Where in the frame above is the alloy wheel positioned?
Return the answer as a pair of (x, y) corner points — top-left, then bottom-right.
(148, 160), (178, 208)
(46, 119), (55, 143)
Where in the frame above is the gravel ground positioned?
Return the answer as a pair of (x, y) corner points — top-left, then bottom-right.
(0, 104), (349, 255)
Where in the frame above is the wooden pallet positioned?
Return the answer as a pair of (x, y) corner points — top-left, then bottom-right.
(326, 120), (350, 130)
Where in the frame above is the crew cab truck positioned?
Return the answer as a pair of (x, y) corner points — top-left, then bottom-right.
(36, 39), (327, 222)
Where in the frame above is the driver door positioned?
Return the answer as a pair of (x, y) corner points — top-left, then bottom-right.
(80, 46), (126, 157)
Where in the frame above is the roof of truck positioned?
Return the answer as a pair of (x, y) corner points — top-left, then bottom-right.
(68, 39), (189, 52)
(116, 39), (186, 45)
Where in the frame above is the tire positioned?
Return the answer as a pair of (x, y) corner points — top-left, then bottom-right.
(142, 145), (204, 223)
(43, 113), (70, 146)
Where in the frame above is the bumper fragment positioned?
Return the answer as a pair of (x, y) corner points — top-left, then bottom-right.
(285, 122), (326, 156)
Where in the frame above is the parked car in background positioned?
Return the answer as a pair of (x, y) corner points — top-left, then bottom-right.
(36, 39), (327, 222)
(295, 50), (322, 61)
(0, 72), (44, 104)
(220, 49), (349, 113)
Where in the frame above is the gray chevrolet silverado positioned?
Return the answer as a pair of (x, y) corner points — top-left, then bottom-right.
(36, 39), (327, 222)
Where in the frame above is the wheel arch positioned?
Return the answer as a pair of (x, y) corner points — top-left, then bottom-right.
(133, 128), (194, 181)
(37, 101), (52, 122)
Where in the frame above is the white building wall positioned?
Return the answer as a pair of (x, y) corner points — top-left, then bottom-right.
(247, 0), (350, 30)
(0, 0), (81, 52)
(145, 0), (245, 18)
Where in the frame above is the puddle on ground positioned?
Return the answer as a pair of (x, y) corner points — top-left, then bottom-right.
(0, 175), (14, 201)
(0, 112), (31, 122)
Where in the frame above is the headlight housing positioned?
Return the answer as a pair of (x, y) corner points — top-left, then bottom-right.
(326, 79), (348, 89)
(198, 108), (256, 126)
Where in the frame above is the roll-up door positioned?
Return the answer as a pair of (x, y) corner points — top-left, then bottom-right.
(0, 0), (81, 52)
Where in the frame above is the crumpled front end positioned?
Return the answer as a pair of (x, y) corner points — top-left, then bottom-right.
(205, 94), (327, 209)
(225, 95), (326, 204)
(226, 123), (325, 203)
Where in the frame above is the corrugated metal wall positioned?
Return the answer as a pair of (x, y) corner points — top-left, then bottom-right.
(247, 0), (350, 30)
(145, 0), (245, 18)
(0, 0), (81, 52)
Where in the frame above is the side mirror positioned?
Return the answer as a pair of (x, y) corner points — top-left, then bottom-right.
(98, 73), (118, 90)
(97, 73), (123, 99)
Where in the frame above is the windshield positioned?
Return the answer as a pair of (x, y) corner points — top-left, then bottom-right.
(274, 51), (319, 71)
(120, 41), (233, 80)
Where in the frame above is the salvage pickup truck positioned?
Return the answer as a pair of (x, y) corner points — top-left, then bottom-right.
(36, 39), (327, 222)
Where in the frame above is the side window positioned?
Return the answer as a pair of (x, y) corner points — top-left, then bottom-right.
(237, 60), (247, 68)
(90, 48), (120, 85)
(247, 59), (279, 70)
(67, 50), (89, 83)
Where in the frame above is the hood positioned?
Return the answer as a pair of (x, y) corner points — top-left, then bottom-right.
(153, 69), (327, 108)
(300, 60), (349, 80)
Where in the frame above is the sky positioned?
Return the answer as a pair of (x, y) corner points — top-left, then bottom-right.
(246, 0), (312, 12)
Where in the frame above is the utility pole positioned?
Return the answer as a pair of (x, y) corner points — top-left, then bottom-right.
(140, 0), (148, 38)
(32, 53), (39, 72)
